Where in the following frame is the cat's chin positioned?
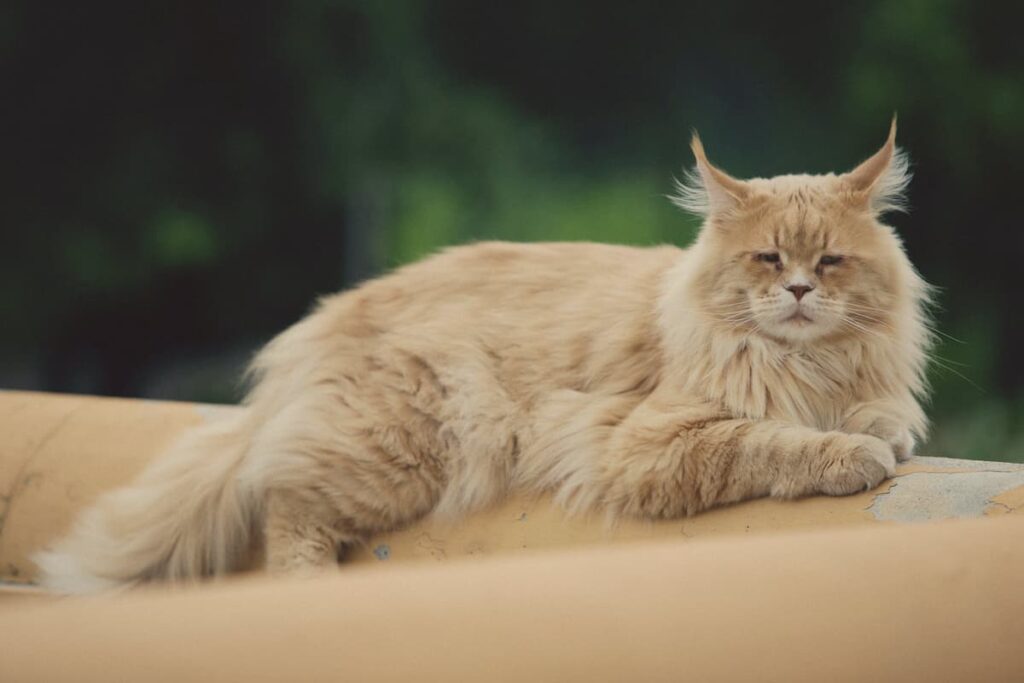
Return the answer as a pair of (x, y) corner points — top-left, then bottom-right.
(759, 317), (838, 345)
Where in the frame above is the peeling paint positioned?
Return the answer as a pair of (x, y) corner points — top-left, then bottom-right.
(867, 470), (1024, 522)
(986, 484), (1024, 516)
(905, 456), (1024, 473)
(415, 533), (447, 561)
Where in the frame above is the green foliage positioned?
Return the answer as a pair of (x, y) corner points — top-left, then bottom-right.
(389, 171), (698, 267)
(2, 0), (1023, 461)
(146, 211), (219, 269)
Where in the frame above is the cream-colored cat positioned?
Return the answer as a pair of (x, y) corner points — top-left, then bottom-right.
(37, 121), (931, 592)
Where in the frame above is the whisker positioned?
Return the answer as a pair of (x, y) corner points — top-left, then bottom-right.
(839, 318), (889, 341)
(930, 353), (971, 368)
(927, 329), (967, 345)
(835, 318), (982, 391)
(823, 301), (962, 344)
(927, 356), (984, 392)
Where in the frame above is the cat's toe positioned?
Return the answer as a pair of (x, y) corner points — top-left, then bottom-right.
(818, 434), (896, 496)
(884, 430), (917, 462)
(868, 422), (915, 462)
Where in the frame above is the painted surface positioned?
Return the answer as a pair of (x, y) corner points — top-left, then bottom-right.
(344, 456), (1024, 566)
(1, 391), (1023, 587)
(0, 391), (215, 584)
(868, 459), (1024, 522)
(5, 516), (1024, 681)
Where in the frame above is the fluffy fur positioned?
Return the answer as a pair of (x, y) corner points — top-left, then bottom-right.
(36, 121), (932, 593)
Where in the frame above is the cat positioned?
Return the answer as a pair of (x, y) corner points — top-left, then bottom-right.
(36, 120), (931, 593)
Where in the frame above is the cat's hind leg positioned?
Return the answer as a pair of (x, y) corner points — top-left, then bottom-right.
(244, 340), (520, 576)
(263, 488), (354, 575)
(243, 373), (452, 576)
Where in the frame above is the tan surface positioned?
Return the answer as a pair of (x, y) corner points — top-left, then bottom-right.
(1, 516), (1023, 682)
(2, 390), (1024, 585)
(0, 391), (235, 583)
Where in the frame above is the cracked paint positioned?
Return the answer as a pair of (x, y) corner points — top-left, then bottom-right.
(0, 407), (79, 552)
(867, 470), (1024, 522)
(414, 533), (447, 561)
(985, 484), (1024, 516)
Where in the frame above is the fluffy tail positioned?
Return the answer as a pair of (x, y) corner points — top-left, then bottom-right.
(34, 413), (259, 594)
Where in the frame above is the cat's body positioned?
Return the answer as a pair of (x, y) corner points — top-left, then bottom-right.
(37, 122), (932, 593)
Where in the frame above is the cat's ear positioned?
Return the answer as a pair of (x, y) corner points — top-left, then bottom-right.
(672, 133), (750, 216)
(842, 117), (911, 215)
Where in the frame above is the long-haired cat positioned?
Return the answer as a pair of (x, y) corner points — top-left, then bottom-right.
(36, 120), (931, 593)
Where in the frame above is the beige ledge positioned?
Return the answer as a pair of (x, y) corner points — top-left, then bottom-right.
(1, 517), (1023, 681)
(2, 390), (1024, 585)
(2, 391), (1023, 681)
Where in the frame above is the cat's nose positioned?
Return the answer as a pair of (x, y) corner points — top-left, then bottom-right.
(785, 284), (814, 301)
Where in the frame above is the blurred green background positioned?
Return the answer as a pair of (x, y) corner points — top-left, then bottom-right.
(2, 1), (1022, 461)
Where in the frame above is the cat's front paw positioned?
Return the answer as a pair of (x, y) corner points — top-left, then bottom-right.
(843, 412), (915, 462)
(861, 419), (915, 462)
(817, 434), (896, 496)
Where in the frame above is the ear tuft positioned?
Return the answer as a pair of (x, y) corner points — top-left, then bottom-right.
(869, 146), (912, 215)
(670, 132), (749, 217)
(845, 116), (913, 215)
(670, 165), (711, 216)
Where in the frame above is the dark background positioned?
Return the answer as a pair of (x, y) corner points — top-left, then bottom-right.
(2, 1), (1022, 461)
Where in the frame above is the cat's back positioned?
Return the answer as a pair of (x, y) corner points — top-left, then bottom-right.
(428, 240), (679, 277)
(394, 240), (675, 282)
(363, 240), (679, 309)
(250, 241), (681, 414)
(312, 241), (679, 332)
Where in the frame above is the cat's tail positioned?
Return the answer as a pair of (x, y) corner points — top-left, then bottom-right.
(34, 412), (259, 594)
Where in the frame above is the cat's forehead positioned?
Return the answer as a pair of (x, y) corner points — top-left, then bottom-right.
(742, 174), (861, 251)
(747, 173), (842, 204)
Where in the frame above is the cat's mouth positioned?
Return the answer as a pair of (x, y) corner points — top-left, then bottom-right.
(783, 310), (814, 324)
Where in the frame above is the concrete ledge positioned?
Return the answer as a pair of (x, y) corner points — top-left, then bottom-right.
(2, 390), (1023, 584)
(2, 516), (1023, 681)
(2, 392), (1023, 680)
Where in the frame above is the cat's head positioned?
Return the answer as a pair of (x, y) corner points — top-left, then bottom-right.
(672, 119), (927, 346)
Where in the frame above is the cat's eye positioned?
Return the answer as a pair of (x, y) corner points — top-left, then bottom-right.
(755, 252), (781, 263)
(819, 255), (844, 266)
